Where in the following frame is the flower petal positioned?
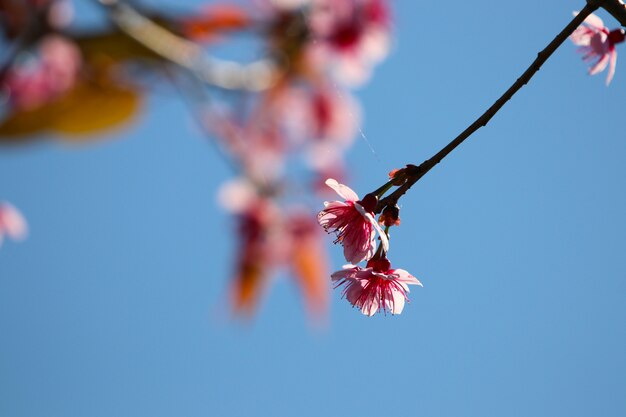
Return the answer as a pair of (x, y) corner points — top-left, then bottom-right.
(573, 11), (606, 31)
(345, 278), (366, 304)
(331, 265), (359, 281)
(607, 49), (617, 85)
(342, 227), (375, 264)
(389, 288), (406, 315)
(318, 201), (350, 224)
(355, 203), (390, 254)
(583, 12), (606, 31)
(0, 203), (27, 240)
(570, 27), (593, 46)
(393, 268), (423, 287)
(217, 178), (258, 214)
(325, 178), (359, 201)
(589, 52), (610, 75)
(361, 294), (379, 316)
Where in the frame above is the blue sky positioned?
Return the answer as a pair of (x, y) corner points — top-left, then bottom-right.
(1, 1), (625, 416)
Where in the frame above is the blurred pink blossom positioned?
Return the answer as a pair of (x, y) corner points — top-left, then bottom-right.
(307, 0), (391, 85)
(229, 198), (282, 316)
(206, 106), (286, 183)
(218, 178), (262, 214)
(570, 12), (625, 85)
(277, 85), (359, 146)
(4, 35), (81, 110)
(0, 202), (27, 247)
(317, 178), (388, 264)
(331, 258), (421, 316)
(221, 186), (329, 320)
(262, 0), (391, 85)
(273, 84), (359, 170)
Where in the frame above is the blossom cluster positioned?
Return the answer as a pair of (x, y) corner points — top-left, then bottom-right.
(317, 177), (421, 316)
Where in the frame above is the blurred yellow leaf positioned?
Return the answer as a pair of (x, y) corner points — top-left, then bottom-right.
(0, 79), (141, 141)
(52, 80), (141, 136)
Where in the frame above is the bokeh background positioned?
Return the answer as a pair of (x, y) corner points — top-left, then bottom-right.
(1, 1), (625, 416)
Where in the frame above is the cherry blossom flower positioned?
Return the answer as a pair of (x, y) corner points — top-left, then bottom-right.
(261, 0), (392, 85)
(307, 0), (391, 86)
(331, 257), (421, 316)
(229, 198), (281, 317)
(317, 178), (388, 264)
(220, 180), (329, 320)
(272, 84), (359, 171)
(0, 202), (27, 247)
(219, 181), (288, 317)
(570, 12), (625, 85)
(276, 85), (359, 147)
(205, 105), (286, 183)
(4, 35), (82, 110)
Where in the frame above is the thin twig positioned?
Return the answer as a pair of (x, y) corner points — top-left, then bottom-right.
(167, 67), (280, 194)
(96, 0), (280, 91)
(375, 2), (600, 213)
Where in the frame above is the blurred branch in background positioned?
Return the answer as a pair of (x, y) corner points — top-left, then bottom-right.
(0, 0), (392, 322)
(97, 0), (279, 91)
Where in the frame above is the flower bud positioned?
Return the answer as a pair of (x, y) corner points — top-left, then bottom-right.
(378, 204), (400, 227)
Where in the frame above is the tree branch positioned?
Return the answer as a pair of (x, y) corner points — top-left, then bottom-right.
(600, 0), (626, 28)
(375, 3), (600, 213)
(96, 0), (280, 91)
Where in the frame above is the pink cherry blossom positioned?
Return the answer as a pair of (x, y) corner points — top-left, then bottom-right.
(331, 258), (421, 316)
(205, 104), (287, 183)
(272, 84), (359, 171)
(225, 195), (330, 321)
(276, 85), (359, 147)
(3, 35), (82, 110)
(317, 178), (388, 264)
(570, 12), (625, 85)
(0, 202), (27, 247)
(229, 198), (282, 316)
(307, 0), (391, 86)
